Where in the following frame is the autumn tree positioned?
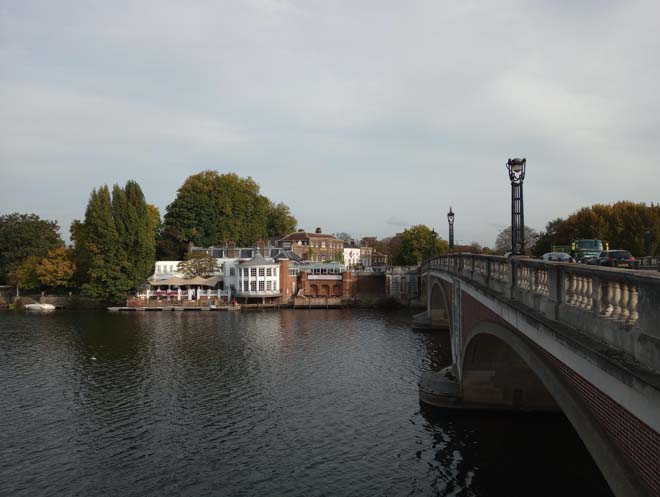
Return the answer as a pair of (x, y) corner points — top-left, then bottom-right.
(391, 225), (449, 265)
(0, 213), (64, 284)
(533, 202), (660, 256)
(35, 247), (75, 288)
(11, 256), (42, 290)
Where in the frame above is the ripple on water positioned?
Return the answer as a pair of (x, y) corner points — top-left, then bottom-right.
(0, 310), (613, 497)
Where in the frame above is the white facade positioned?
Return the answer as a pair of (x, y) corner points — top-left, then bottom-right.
(343, 248), (361, 269)
(235, 256), (280, 297)
(152, 261), (185, 280)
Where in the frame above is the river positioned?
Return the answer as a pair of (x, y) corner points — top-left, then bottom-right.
(0, 309), (613, 496)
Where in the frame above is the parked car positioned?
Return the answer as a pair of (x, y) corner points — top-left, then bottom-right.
(580, 255), (597, 264)
(541, 252), (576, 263)
(593, 250), (639, 269)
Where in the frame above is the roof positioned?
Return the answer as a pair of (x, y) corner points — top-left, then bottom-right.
(274, 250), (302, 262)
(148, 276), (222, 286)
(279, 231), (339, 242)
(239, 252), (278, 266)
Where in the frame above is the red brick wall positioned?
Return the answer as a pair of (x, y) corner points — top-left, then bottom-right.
(460, 290), (660, 496)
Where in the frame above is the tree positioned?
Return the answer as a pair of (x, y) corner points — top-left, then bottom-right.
(177, 253), (220, 278)
(391, 225), (449, 265)
(123, 181), (156, 285)
(532, 218), (564, 256)
(0, 213), (64, 284)
(534, 202), (660, 256)
(266, 202), (297, 238)
(334, 232), (353, 242)
(35, 247), (75, 288)
(163, 170), (297, 247)
(75, 186), (131, 302)
(10, 256), (42, 290)
(494, 226), (539, 254)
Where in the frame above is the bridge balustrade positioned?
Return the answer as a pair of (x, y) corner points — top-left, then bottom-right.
(423, 254), (660, 372)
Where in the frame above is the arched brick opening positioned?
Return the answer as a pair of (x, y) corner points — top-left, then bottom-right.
(461, 322), (646, 497)
(332, 284), (341, 297)
(320, 284), (330, 296)
(309, 284), (318, 297)
(429, 281), (450, 330)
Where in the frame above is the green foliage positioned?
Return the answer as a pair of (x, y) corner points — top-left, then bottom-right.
(11, 256), (42, 289)
(266, 202), (297, 238)
(0, 213), (64, 284)
(177, 253), (220, 278)
(534, 202), (660, 256)
(532, 218), (564, 256)
(391, 225), (449, 265)
(72, 181), (155, 303)
(162, 170), (297, 247)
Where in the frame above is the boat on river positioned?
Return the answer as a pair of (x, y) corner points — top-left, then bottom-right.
(24, 303), (56, 311)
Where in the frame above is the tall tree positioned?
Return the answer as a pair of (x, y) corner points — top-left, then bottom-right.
(163, 171), (297, 247)
(0, 213), (63, 284)
(391, 225), (448, 265)
(124, 181), (156, 284)
(77, 186), (131, 302)
(266, 202), (297, 239)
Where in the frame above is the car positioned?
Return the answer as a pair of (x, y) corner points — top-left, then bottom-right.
(594, 250), (639, 269)
(580, 255), (597, 264)
(541, 252), (576, 263)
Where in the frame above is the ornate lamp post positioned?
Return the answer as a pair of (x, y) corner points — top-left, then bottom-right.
(447, 207), (455, 252)
(506, 158), (526, 255)
(431, 228), (438, 258)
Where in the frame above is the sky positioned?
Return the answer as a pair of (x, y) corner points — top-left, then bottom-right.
(1, 0), (659, 247)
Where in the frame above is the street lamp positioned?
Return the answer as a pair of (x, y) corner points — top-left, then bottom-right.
(447, 207), (455, 252)
(431, 228), (438, 258)
(506, 158), (527, 255)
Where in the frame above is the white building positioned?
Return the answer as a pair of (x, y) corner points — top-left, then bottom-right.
(235, 253), (280, 301)
(343, 247), (361, 269)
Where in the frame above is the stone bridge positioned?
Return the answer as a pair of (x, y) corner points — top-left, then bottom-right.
(418, 254), (660, 497)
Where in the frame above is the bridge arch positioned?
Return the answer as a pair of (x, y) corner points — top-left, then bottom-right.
(429, 280), (450, 330)
(461, 321), (645, 497)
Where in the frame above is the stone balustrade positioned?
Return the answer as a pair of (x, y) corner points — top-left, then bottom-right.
(423, 254), (660, 373)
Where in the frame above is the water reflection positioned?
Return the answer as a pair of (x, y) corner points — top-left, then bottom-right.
(0, 309), (612, 497)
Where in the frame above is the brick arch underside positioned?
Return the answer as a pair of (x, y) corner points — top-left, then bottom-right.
(461, 318), (658, 497)
(429, 278), (452, 329)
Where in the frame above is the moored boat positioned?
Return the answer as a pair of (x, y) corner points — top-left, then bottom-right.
(24, 303), (56, 311)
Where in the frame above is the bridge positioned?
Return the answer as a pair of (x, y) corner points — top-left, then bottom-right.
(418, 254), (660, 497)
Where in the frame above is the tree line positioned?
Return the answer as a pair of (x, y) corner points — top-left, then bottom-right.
(0, 171), (297, 302)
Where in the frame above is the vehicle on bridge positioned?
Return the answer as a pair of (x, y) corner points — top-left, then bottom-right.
(541, 252), (576, 263)
(593, 250), (639, 269)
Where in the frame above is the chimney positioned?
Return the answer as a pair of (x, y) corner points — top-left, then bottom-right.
(315, 227), (322, 234)
(257, 239), (266, 256)
(298, 228), (305, 233)
(227, 240), (236, 258)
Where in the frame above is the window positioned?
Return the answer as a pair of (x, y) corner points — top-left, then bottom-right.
(250, 268), (256, 277)
(266, 281), (272, 291)
(259, 280), (264, 291)
(273, 268), (277, 277)
(322, 241), (326, 248)
(273, 280), (278, 291)
(242, 279), (248, 291)
(259, 268), (265, 277)
(230, 267), (235, 277)
(169, 265), (174, 273)
(266, 268), (272, 277)
(250, 281), (256, 291)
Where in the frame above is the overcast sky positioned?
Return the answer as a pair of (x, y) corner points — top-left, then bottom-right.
(1, 0), (659, 246)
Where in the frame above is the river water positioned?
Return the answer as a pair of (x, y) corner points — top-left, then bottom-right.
(1, 310), (613, 497)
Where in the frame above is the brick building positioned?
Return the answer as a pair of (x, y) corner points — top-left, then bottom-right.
(278, 227), (343, 262)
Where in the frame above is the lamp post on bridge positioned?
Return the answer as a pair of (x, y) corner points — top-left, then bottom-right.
(506, 158), (526, 256)
(431, 228), (438, 258)
(447, 207), (455, 252)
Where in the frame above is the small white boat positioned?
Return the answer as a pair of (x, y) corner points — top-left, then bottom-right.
(24, 303), (56, 311)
